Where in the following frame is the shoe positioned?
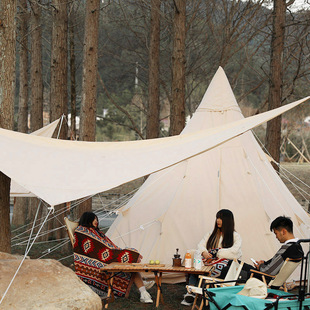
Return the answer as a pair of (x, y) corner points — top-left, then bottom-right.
(183, 292), (195, 304)
(140, 290), (153, 303)
(143, 280), (155, 290)
(181, 299), (192, 306)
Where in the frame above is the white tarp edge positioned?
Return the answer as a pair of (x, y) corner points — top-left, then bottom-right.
(1, 97), (309, 206)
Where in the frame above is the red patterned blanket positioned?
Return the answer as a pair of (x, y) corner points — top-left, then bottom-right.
(73, 226), (140, 297)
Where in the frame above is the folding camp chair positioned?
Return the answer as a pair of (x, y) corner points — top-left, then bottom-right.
(201, 239), (310, 310)
(64, 216), (78, 247)
(249, 257), (301, 292)
(187, 259), (244, 310)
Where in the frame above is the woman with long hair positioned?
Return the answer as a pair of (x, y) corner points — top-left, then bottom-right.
(181, 209), (242, 306)
(198, 209), (241, 262)
(74, 212), (154, 303)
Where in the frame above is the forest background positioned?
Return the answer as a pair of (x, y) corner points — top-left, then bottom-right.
(0, 0), (310, 253)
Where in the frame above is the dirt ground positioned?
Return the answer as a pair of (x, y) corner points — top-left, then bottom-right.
(280, 162), (310, 212)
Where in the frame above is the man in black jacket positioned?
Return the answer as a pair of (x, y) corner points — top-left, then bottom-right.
(241, 216), (303, 280)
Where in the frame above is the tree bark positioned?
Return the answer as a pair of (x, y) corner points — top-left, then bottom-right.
(146, 0), (161, 139)
(69, 14), (77, 140)
(50, 0), (68, 139)
(49, 0), (69, 239)
(29, 0), (43, 132)
(13, 0), (30, 228)
(170, 0), (186, 136)
(265, 0), (286, 170)
(25, 0), (44, 234)
(79, 0), (100, 216)
(0, 0), (17, 253)
(17, 0), (29, 133)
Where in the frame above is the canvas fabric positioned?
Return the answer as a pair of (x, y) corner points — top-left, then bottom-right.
(73, 226), (140, 297)
(0, 74), (307, 206)
(107, 68), (310, 283)
(10, 118), (61, 197)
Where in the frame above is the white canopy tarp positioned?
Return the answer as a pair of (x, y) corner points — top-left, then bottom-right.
(10, 118), (61, 197)
(0, 74), (308, 207)
(107, 67), (310, 282)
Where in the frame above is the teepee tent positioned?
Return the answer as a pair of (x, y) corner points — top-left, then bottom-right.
(107, 67), (310, 281)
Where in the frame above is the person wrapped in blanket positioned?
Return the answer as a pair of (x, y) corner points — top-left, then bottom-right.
(73, 212), (154, 303)
(181, 209), (242, 306)
(239, 216), (303, 283)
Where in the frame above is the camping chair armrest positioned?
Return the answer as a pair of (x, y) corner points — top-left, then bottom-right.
(198, 275), (238, 286)
(198, 275), (224, 282)
(250, 269), (276, 279)
(186, 285), (202, 295)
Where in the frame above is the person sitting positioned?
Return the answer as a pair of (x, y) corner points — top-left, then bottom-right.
(240, 216), (303, 282)
(73, 211), (154, 303)
(181, 209), (242, 306)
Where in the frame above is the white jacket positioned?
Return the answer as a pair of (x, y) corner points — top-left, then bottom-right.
(197, 231), (242, 260)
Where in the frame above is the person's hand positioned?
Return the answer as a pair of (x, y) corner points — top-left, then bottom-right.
(202, 251), (212, 259)
(255, 260), (264, 269)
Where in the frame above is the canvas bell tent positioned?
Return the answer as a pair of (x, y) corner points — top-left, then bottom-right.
(107, 67), (310, 281)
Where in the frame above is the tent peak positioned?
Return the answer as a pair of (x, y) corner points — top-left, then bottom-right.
(199, 67), (240, 111)
(181, 67), (242, 134)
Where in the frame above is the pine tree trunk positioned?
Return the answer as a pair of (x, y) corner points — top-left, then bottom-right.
(78, 0), (100, 217)
(80, 0), (100, 142)
(265, 0), (286, 170)
(13, 0), (30, 228)
(146, 0), (161, 139)
(26, 0), (44, 235)
(30, 0), (43, 132)
(0, 173), (11, 252)
(0, 0), (17, 253)
(170, 0), (186, 136)
(50, 0), (68, 139)
(69, 15), (77, 140)
(18, 0), (29, 133)
(12, 198), (29, 227)
(49, 0), (69, 239)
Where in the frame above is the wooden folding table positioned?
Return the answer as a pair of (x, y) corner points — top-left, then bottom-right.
(100, 263), (214, 308)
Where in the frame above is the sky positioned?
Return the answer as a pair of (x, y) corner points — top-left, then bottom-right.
(259, 0), (309, 12)
(244, 0), (309, 11)
(289, 0), (309, 11)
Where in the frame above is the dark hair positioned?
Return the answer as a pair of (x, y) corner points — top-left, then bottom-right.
(207, 209), (235, 249)
(78, 212), (98, 228)
(270, 216), (293, 233)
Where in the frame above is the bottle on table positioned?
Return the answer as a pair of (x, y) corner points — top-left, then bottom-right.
(194, 250), (202, 270)
(184, 250), (192, 269)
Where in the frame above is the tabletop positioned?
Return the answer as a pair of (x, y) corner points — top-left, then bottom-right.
(100, 262), (214, 274)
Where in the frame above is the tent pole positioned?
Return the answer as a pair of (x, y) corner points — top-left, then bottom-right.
(56, 114), (65, 140)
